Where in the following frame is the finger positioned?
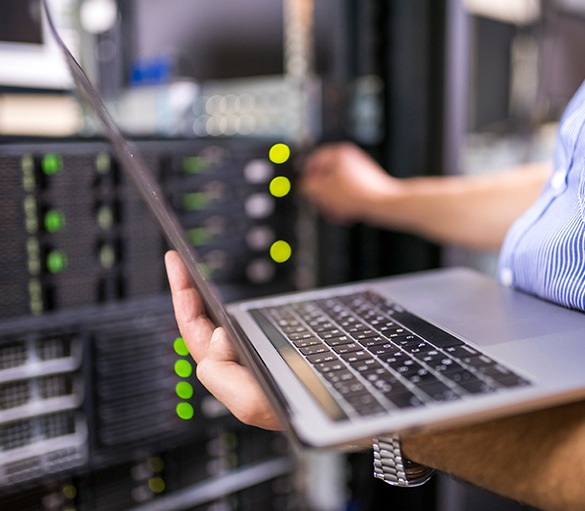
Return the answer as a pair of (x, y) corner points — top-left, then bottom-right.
(302, 146), (333, 177)
(299, 161), (331, 197)
(164, 250), (215, 362)
(196, 328), (284, 431)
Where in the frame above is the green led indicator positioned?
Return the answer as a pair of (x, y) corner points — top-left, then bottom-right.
(22, 155), (36, 192)
(24, 196), (38, 234)
(183, 156), (209, 174)
(187, 227), (212, 247)
(182, 192), (211, 211)
(99, 245), (116, 269)
(97, 205), (114, 230)
(96, 152), (111, 174)
(29, 278), (43, 315)
(176, 381), (194, 400)
(42, 154), (63, 176)
(269, 176), (291, 198)
(176, 402), (195, 420)
(173, 337), (189, 356)
(27, 238), (41, 276)
(62, 485), (77, 500)
(268, 143), (291, 164)
(270, 240), (292, 264)
(174, 359), (193, 378)
(148, 477), (166, 494)
(44, 210), (65, 233)
(46, 250), (68, 274)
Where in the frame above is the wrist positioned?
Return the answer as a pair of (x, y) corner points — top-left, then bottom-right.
(400, 435), (427, 465)
(361, 178), (412, 229)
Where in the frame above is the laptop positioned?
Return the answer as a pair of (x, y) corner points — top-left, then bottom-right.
(44, 1), (585, 450)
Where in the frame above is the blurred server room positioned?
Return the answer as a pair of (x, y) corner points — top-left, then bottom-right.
(0, 0), (584, 510)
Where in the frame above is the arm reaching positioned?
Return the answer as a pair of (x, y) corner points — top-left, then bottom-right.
(300, 142), (551, 251)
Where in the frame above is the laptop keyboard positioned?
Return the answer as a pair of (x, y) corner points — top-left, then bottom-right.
(253, 291), (531, 419)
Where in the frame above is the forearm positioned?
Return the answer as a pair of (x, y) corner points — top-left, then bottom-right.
(402, 399), (585, 511)
(363, 162), (551, 251)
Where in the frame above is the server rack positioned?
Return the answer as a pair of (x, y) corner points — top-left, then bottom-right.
(0, 138), (301, 510)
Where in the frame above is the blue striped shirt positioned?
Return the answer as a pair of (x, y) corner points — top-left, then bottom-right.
(498, 79), (585, 312)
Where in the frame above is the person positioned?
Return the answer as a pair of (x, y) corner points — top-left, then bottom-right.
(164, 78), (585, 511)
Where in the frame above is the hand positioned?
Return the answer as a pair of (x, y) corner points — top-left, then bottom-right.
(300, 142), (399, 224)
(164, 250), (283, 431)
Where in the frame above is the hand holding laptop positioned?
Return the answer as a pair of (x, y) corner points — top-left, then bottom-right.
(165, 250), (283, 431)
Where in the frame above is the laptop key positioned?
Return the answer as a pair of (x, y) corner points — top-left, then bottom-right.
(384, 391), (425, 409)
(339, 350), (372, 364)
(462, 354), (497, 369)
(333, 380), (367, 396)
(402, 340), (433, 355)
(358, 335), (389, 347)
(283, 325), (310, 335)
(424, 356), (462, 373)
(347, 324), (370, 334)
(288, 331), (315, 341)
(481, 366), (530, 388)
(332, 343), (362, 355)
(366, 343), (402, 358)
(445, 345), (480, 358)
(379, 351), (409, 366)
(495, 374), (530, 388)
(314, 360), (346, 373)
(443, 368), (478, 385)
(345, 392), (387, 416)
(405, 370), (441, 386)
(300, 345), (329, 356)
(306, 352), (338, 364)
(318, 329), (344, 339)
(322, 369), (355, 384)
(350, 329), (377, 340)
(292, 337), (321, 348)
(350, 358), (384, 373)
(338, 318), (359, 329)
(362, 369), (392, 385)
(313, 322), (337, 333)
(419, 381), (460, 402)
(457, 379), (495, 394)
(323, 335), (353, 347)
(371, 378), (407, 395)
(387, 357), (419, 373)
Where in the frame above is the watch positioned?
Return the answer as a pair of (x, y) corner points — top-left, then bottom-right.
(373, 435), (435, 487)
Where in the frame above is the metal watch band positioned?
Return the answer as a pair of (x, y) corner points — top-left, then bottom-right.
(373, 435), (435, 487)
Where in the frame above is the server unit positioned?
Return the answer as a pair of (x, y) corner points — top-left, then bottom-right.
(0, 138), (297, 317)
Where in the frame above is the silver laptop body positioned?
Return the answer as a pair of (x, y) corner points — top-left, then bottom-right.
(228, 268), (585, 447)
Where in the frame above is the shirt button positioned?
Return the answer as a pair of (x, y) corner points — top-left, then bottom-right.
(500, 268), (513, 287)
(551, 169), (567, 191)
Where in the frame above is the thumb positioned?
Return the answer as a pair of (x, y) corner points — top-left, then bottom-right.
(206, 327), (241, 363)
